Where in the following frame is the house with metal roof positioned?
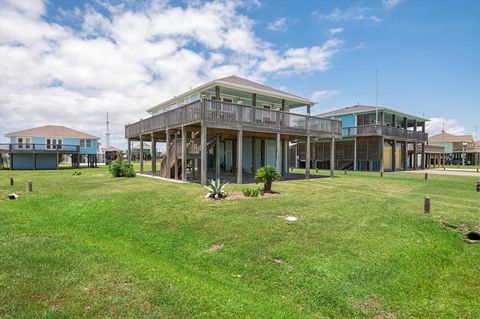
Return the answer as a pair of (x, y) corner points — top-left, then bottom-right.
(294, 104), (429, 172)
(2, 125), (99, 170)
(125, 75), (342, 184)
(428, 132), (480, 165)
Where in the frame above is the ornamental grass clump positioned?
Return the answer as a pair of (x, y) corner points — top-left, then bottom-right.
(255, 165), (282, 193)
(109, 157), (136, 177)
(204, 179), (228, 199)
(242, 187), (259, 197)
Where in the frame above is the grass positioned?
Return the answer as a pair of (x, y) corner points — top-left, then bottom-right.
(0, 167), (479, 318)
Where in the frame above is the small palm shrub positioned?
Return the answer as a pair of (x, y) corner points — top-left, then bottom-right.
(109, 157), (136, 177)
(242, 187), (259, 197)
(255, 165), (282, 193)
(204, 179), (228, 199)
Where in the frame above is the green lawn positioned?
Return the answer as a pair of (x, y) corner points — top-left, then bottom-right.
(1, 167), (479, 318)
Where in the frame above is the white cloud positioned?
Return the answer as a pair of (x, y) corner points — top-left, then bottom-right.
(382, 0), (402, 9)
(426, 117), (466, 136)
(0, 0), (343, 148)
(311, 90), (341, 102)
(267, 17), (287, 32)
(316, 7), (381, 24)
(327, 27), (343, 36)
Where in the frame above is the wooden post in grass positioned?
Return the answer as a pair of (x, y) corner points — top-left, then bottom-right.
(424, 196), (430, 214)
(10, 176), (14, 186)
(425, 172), (428, 180)
(344, 169), (347, 175)
(28, 181), (32, 192)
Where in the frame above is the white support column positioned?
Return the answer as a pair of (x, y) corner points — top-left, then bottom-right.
(330, 137), (335, 177)
(276, 132), (281, 173)
(181, 126), (187, 182)
(237, 130), (243, 184)
(201, 124), (207, 185)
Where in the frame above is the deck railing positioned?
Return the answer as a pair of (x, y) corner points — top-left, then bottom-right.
(342, 125), (428, 141)
(126, 99), (342, 138)
(0, 143), (80, 152)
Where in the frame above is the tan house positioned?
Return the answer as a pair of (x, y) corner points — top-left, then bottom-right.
(428, 132), (479, 165)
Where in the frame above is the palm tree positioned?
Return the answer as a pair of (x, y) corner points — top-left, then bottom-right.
(255, 165), (282, 193)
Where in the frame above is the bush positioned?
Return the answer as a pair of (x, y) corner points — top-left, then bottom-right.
(255, 165), (282, 193)
(109, 157), (136, 177)
(204, 179), (228, 199)
(242, 187), (259, 197)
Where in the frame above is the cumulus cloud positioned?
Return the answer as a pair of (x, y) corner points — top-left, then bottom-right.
(426, 117), (466, 136)
(0, 0), (343, 147)
(267, 17), (287, 32)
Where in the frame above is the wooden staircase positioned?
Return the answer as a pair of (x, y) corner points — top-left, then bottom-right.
(158, 134), (216, 179)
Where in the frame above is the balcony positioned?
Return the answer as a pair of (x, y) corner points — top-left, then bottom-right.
(125, 99), (342, 139)
(0, 143), (80, 153)
(342, 125), (428, 141)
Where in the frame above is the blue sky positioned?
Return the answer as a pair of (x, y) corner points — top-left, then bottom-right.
(0, 0), (479, 147)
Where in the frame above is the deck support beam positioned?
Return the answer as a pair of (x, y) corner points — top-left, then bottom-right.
(252, 137), (256, 174)
(413, 142), (417, 170)
(421, 142), (425, 170)
(215, 133), (221, 180)
(276, 132), (281, 174)
(174, 131), (179, 180)
(403, 141), (408, 171)
(127, 138), (131, 164)
(139, 135), (144, 174)
(353, 137), (357, 171)
(330, 137), (335, 177)
(392, 140), (396, 171)
(283, 138), (288, 176)
(379, 137), (384, 174)
(305, 135), (311, 179)
(201, 124), (207, 185)
(151, 133), (156, 175)
(165, 129), (171, 178)
(181, 126), (187, 182)
(237, 130), (243, 184)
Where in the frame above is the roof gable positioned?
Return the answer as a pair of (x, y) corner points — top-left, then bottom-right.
(5, 125), (99, 139)
(429, 132), (474, 143)
(147, 75), (314, 113)
(316, 104), (427, 121)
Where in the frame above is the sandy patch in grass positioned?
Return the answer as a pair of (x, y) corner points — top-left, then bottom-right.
(206, 244), (224, 253)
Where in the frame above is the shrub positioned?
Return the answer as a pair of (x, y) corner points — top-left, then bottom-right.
(109, 157), (136, 177)
(242, 187), (259, 197)
(204, 179), (228, 199)
(255, 165), (282, 193)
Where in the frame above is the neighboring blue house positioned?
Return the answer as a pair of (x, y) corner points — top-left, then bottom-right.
(4, 125), (99, 170)
(295, 105), (429, 172)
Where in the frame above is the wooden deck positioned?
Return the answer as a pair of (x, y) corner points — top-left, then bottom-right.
(342, 125), (428, 141)
(125, 99), (342, 139)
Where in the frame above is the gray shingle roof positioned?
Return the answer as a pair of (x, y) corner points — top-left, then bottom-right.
(5, 125), (98, 139)
(217, 75), (308, 102)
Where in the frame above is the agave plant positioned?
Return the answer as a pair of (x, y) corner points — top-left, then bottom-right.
(204, 179), (228, 199)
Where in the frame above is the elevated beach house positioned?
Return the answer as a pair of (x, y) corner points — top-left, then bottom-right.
(294, 105), (429, 172)
(3, 125), (99, 169)
(125, 75), (342, 184)
(428, 132), (480, 165)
